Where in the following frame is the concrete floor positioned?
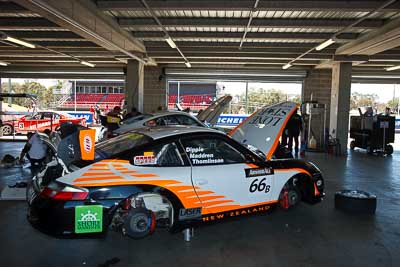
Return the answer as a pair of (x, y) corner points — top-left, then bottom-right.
(0, 140), (399, 267)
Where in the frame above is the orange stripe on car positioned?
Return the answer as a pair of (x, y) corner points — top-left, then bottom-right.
(203, 200), (279, 214)
(120, 170), (137, 174)
(196, 195), (226, 202)
(245, 163), (259, 168)
(131, 173), (159, 178)
(81, 172), (115, 176)
(266, 105), (299, 160)
(274, 168), (311, 177)
(74, 176), (125, 182)
(165, 185), (199, 192)
(202, 200), (235, 207)
(73, 179), (180, 188)
(89, 167), (110, 171)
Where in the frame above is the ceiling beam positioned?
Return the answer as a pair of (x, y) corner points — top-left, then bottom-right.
(32, 41), (101, 48)
(336, 16), (400, 55)
(0, 17), (60, 30)
(120, 18), (384, 30)
(147, 52), (333, 60)
(134, 31), (358, 40)
(0, 1), (33, 14)
(147, 46), (336, 54)
(97, 1), (400, 12)
(144, 41), (337, 49)
(14, 0), (145, 54)
(155, 58), (321, 65)
(1, 30), (83, 40)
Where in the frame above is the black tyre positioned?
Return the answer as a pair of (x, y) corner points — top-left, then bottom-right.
(1, 124), (13, 135)
(123, 208), (155, 239)
(335, 190), (376, 214)
(349, 140), (356, 150)
(385, 145), (393, 155)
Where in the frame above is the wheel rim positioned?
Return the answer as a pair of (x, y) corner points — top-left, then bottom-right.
(2, 125), (12, 135)
(131, 214), (148, 233)
(288, 190), (300, 206)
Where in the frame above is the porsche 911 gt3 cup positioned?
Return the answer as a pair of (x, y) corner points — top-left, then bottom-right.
(27, 102), (324, 239)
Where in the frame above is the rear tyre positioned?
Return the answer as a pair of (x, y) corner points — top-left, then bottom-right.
(350, 140), (356, 150)
(384, 145), (393, 155)
(335, 190), (376, 214)
(1, 124), (13, 136)
(123, 208), (155, 239)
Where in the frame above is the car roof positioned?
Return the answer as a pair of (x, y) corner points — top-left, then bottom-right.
(129, 125), (223, 140)
(151, 111), (197, 117)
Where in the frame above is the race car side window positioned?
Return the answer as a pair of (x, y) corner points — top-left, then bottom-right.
(132, 142), (184, 167)
(180, 137), (246, 165)
(174, 115), (203, 126)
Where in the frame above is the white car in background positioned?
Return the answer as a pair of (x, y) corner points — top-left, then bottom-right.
(98, 95), (232, 141)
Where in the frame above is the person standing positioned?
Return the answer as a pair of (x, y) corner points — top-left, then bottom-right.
(89, 105), (95, 125)
(19, 131), (50, 175)
(287, 109), (303, 155)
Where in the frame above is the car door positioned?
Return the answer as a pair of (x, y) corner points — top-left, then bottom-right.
(130, 141), (198, 210)
(179, 135), (275, 216)
(22, 113), (42, 132)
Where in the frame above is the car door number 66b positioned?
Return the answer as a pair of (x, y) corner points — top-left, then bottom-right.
(249, 178), (271, 193)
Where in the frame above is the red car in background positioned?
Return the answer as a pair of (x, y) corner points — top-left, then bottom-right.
(1, 111), (86, 135)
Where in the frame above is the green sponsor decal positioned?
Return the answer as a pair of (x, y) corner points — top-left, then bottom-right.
(75, 205), (103, 234)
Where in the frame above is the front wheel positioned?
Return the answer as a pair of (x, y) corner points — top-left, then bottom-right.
(279, 181), (301, 210)
(122, 208), (155, 239)
(1, 124), (13, 135)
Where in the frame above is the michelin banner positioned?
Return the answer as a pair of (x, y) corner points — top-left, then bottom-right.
(67, 111), (94, 124)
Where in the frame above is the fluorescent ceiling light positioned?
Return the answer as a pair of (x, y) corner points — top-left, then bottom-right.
(386, 65), (400, 71)
(185, 61), (191, 68)
(0, 61), (8, 66)
(80, 61), (95, 67)
(165, 36), (176, 49)
(5, 36), (35, 48)
(282, 63), (292, 70)
(315, 38), (335, 51)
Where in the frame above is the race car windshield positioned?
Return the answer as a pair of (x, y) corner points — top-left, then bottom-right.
(95, 132), (151, 159)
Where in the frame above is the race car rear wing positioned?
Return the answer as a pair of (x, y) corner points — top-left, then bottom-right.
(229, 101), (299, 160)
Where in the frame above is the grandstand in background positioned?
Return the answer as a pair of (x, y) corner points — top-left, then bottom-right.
(168, 81), (219, 111)
(57, 80), (125, 110)
(57, 80), (220, 112)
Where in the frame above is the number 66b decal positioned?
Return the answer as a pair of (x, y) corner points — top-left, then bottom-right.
(249, 178), (271, 193)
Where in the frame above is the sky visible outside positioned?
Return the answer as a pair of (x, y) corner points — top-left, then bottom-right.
(2, 78), (399, 104)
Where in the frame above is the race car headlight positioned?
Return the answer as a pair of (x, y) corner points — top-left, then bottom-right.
(316, 180), (323, 187)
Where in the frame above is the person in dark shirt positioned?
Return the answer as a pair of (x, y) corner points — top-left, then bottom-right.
(287, 109), (303, 155)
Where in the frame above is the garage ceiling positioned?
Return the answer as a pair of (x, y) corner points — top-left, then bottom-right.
(0, 0), (400, 78)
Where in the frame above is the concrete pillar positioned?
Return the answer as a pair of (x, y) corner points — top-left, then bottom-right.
(125, 59), (144, 112)
(329, 62), (352, 153)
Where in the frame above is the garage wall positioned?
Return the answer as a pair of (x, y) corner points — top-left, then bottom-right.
(303, 69), (332, 125)
(143, 66), (166, 113)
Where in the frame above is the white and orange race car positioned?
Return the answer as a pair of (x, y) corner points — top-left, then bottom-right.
(27, 102), (324, 238)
